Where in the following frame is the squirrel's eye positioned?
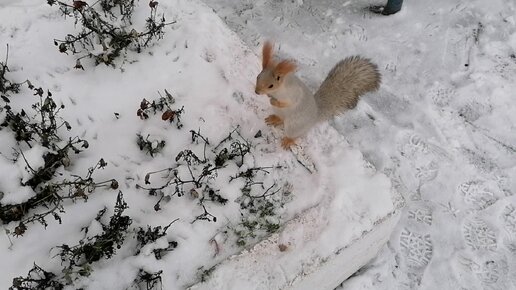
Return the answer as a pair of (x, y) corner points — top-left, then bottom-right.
(268, 84), (274, 88)
(276, 76), (280, 81)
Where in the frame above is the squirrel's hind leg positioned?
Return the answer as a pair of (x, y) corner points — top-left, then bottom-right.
(265, 114), (284, 127)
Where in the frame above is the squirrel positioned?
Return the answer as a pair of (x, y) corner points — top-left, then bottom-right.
(255, 41), (381, 149)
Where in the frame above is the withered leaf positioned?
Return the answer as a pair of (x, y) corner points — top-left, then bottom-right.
(190, 188), (199, 198)
(140, 99), (149, 110)
(162, 109), (174, 121)
(34, 87), (44, 96)
(14, 223), (27, 237)
(58, 43), (67, 53)
(149, 1), (158, 8)
(73, 1), (87, 10)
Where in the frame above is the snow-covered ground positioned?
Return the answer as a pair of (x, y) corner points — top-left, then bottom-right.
(0, 0), (403, 289)
(201, 0), (516, 289)
(1, 0), (516, 289)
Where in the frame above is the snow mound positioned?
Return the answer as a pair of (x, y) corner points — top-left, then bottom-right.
(0, 0), (399, 289)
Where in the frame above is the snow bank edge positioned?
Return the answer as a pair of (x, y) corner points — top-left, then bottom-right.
(189, 191), (403, 290)
(289, 208), (401, 290)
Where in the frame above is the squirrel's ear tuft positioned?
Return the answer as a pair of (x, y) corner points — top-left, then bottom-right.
(274, 60), (297, 76)
(262, 41), (274, 69)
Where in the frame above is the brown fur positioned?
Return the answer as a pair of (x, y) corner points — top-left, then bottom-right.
(265, 114), (283, 127)
(262, 41), (274, 69)
(256, 42), (297, 95)
(280, 137), (296, 149)
(256, 41), (381, 151)
(274, 60), (297, 76)
(270, 98), (290, 108)
(315, 56), (381, 120)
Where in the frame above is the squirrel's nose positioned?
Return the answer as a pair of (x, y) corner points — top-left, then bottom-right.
(255, 88), (260, 94)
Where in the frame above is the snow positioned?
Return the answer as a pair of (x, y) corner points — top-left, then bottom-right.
(0, 0), (395, 289)
(16, 145), (47, 184)
(2, 0), (515, 289)
(201, 0), (516, 289)
(190, 173), (400, 290)
(0, 144), (47, 204)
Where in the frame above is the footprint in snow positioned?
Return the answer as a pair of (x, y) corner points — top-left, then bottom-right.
(407, 206), (433, 226)
(430, 86), (456, 108)
(398, 227), (434, 288)
(462, 217), (497, 251)
(458, 101), (492, 123)
(460, 147), (499, 174)
(500, 205), (516, 254)
(397, 133), (429, 158)
(501, 205), (516, 234)
(342, 24), (368, 42)
(458, 254), (511, 289)
(458, 180), (497, 211)
(399, 228), (433, 269)
(203, 49), (216, 63)
(365, 91), (413, 127)
(414, 161), (439, 184)
(384, 62), (397, 73)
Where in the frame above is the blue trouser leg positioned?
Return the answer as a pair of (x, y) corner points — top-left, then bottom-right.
(382, 0), (403, 14)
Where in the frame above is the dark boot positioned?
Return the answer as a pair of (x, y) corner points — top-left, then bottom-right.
(382, 0), (403, 15)
(369, 0), (403, 15)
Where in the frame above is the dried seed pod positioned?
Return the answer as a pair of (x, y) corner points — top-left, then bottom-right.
(110, 180), (119, 190)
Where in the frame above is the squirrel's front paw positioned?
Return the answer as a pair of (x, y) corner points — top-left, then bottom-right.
(281, 137), (296, 150)
(270, 98), (289, 108)
(265, 114), (283, 127)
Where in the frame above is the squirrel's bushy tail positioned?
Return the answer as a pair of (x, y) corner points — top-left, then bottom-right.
(315, 56), (381, 121)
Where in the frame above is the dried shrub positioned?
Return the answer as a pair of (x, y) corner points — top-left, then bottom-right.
(49, 0), (175, 67)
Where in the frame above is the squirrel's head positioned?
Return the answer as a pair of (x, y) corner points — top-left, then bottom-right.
(255, 41), (297, 95)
